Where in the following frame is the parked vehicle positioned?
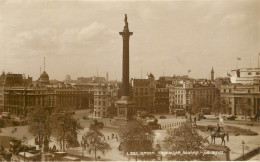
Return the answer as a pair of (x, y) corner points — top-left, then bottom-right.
(174, 109), (185, 116)
(159, 116), (166, 119)
(1, 112), (11, 119)
(201, 108), (211, 115)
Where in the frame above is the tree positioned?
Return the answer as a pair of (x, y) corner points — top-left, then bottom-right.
(82, 129), (111, 161)
(119, 120), (155, 161)
(89, 119), (104, 131)
(51, 111), (80, 151)
(164, 122), (213, 161)
(27, 107), (52, 151)
(82, 120), (110, 160)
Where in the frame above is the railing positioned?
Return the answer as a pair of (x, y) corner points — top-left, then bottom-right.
(160, 121), (186, 129)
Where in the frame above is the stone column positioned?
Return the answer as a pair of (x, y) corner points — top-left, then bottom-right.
(119, 14), (133, 97)
(115, 14), (135, 121)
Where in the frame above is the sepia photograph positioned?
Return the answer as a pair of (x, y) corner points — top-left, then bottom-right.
(0, 0), (259, 161)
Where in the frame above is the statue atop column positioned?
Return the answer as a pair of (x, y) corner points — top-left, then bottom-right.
(123, 14), (129, 31)
(124, 14), (128, 27)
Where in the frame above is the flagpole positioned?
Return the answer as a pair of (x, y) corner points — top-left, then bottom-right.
(236, 58), (238, 69)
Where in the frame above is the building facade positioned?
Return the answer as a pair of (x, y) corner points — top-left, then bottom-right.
(229, 68), (260, 84)
(155, 84), (169, 113)
(94, 84), (111, 118)
(220, 83), (260, 116)
(132, 74), (156, 114)
(169, 82), (218, 114)
(2, 87), (55, 115)
(1, 74), (120, 118)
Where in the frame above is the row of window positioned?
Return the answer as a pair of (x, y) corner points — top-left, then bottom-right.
(134, 88), (154, 92)
(223, 89), (251, 93)
(94, 101), (107, 106)
(175, 90), (216, 94)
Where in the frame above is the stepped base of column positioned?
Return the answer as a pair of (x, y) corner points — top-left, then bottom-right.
(104, 117), (128, 130)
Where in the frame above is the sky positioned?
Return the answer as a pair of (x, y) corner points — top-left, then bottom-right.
(0, 0), (259, 81)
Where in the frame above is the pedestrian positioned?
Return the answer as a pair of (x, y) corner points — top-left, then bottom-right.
(219, 113), (224, 126)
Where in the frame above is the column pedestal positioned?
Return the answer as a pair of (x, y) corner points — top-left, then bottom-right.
(115, 96), (134, 121)
(105, 96), (134, 129)
(205, 144), (230, 161)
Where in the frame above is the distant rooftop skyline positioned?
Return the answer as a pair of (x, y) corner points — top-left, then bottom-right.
(0, 0), (259, 81)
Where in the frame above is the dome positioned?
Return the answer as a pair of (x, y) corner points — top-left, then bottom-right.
(37, 71), (50, 85)
(148, 73), (154, 79)
(40, 71), (49, 79)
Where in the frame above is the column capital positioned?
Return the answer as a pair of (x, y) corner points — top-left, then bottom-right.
(119, 32), (133, 41)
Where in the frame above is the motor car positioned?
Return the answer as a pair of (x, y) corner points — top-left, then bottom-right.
(174, 109), (186, 116)
(159, 116), (166, 119)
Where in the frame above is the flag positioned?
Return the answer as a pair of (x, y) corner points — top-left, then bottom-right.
(237, 57), (241, 60)
(188, 70), (191, 72)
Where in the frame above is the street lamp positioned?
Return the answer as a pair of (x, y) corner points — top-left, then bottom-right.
(242, 140), (245, 160)
(81, 141), (85, 158)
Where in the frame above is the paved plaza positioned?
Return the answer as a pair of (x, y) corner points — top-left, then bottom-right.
(1, 110), (260, 161)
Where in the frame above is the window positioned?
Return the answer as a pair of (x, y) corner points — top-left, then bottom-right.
(248, 98), (251, 105)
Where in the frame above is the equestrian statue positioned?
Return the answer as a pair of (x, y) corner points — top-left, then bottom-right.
(207, 124), (229, 146)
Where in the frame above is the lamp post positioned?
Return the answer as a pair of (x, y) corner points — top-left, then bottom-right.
(242, 140), (245, 160)
(81, 141), (85, 158)
(22, 139), (26, 162)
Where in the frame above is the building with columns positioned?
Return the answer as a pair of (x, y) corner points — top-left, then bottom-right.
(0, 71), (119, 116)
(2, 86), (55, 115)
(220, 67), (260, 117)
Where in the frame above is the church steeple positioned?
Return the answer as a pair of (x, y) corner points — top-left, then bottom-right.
(211, 67), (214, 81)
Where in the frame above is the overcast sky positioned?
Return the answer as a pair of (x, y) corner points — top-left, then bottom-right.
(0, 0), (259, 81)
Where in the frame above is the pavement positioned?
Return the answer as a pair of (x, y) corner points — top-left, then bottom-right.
(195, 119), (260, 161)
(249, 153), (260, 161)
(1, 110), (260, 161)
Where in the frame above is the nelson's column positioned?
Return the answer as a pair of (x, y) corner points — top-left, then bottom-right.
(115, 14), (134, 121)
